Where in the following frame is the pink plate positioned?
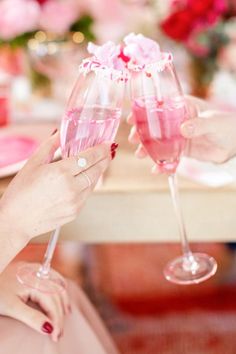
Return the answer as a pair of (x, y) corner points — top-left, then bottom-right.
(0, 135), (38, 177)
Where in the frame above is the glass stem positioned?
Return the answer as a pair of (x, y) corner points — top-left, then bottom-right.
(37, 227), (60, 278)
(168, 173), (196, 270)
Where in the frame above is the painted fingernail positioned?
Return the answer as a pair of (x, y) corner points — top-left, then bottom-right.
(51, 128), (58, 136)
(111, 143), (119, 151)
(111, 150), (116, 160)
(42, 322), (54, 334)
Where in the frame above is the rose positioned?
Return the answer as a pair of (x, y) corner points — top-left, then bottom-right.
(123, 33), (162, 65)
(0, 0), (40, 40)
(39, 0), (79, 35)
(161, 9), (194, 41)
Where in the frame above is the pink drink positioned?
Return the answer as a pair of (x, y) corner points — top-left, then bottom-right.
(132, 96), (188, 173)
(60, 105), (121, 157)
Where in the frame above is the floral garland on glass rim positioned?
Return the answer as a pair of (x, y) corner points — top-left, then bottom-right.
(160, 0), (236, 98)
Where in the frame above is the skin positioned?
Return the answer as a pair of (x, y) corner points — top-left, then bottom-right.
(0, 132), (112, 273)
(0, 262), (70, 342)
(0, 132), (114, 340)
(127, 95), (236, 171)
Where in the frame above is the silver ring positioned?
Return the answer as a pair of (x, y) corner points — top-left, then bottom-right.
(77, 157), (87, 169)
(81, 171), (92, 188)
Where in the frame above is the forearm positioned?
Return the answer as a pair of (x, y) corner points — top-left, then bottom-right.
(0, 209), (29, 274)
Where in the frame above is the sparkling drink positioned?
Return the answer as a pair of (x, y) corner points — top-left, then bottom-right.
(132, 96), (187, 173)
(61, 105), (121, 157)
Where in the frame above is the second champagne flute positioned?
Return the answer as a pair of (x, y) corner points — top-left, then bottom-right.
(130, 54), (217, 285)
(17, 57), (128, 293)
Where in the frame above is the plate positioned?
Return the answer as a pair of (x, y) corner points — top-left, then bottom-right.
(0, 135), (38, 178)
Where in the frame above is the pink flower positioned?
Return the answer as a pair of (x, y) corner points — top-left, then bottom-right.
(123, 33), (162, 65)
(87, 41), (126, 70)
(0, 0), (40, 40)
(39, 0), (79, 35)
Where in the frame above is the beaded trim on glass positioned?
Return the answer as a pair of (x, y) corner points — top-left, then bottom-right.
(128, 52), (173, 73)
(79, 57), (130, 82)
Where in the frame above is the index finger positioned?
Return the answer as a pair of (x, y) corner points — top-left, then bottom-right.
(54, 142), (112, 176)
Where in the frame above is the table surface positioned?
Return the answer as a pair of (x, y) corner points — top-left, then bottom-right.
(1, 121), (236, 243)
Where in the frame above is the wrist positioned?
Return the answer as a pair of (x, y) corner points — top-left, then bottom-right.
(0, 202), (30, 248)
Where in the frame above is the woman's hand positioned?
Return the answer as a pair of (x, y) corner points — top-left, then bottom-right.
(127, 96), (236, 170)
(181, 107), (236, 164)
(0, 132), (115, 272)
(0, 132), (113, 243)
(0, 262), (70, 342)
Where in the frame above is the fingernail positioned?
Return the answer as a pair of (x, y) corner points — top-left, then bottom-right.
(51, 128), (58, 136)
(111, 143), (119, 151)
(182, 123), (195, 137)
(42, 322), (54, 334)
(111, 150), (116, 160)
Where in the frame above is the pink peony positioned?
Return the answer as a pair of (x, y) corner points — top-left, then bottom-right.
(123, 33), (162, 65)
(0, 0), (40, 40)
(39, 0), (79, 35)
(87, 41), (126, 70)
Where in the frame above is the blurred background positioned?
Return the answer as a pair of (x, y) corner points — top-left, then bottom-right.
(0, 0), (236, 125)
(1, 1), (236, 353)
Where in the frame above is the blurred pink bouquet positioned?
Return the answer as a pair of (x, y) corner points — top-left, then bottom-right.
(0, 0), (40, 40)
(39, 0), (79, 35)
(160, 0), (236, 97)
(161, 0), (229, 57)
(0, 0), (83, 43)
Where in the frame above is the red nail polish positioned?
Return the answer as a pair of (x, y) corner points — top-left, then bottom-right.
(111, 150), (116, 160)
(111, 143), (119, 151)
(42, 322), (54, 334)
(51, 128), (58, 136)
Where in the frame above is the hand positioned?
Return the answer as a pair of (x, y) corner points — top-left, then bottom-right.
(181, 107), (236, 164)
(0, 132), (113, 243)
(0, 262), (70, 342)
(127, 96), (236, 171)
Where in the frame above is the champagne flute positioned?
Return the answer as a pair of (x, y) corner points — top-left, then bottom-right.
(16, 58), (128, 293)
(130, 55), (217, 285)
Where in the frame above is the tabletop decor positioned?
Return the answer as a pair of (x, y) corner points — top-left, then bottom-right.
(160, 0), (236, 98)
(0, 0), (95, 93)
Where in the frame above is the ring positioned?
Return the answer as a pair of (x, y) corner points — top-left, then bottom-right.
(77, 157), (87, 168)
(81, 171), (92, 188)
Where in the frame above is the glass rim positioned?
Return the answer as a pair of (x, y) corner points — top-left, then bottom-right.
(128, 52), (173, 73)
(79, 56), (130, 82)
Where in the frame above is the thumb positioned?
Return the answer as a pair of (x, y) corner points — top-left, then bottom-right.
(28, 130), (60, 166)
(10, 300), (54, 337)
(181, 117), (214, 138)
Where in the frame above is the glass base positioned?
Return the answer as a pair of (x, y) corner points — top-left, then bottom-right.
(16, 263), (67, 294)
(164, 253), (217, 285)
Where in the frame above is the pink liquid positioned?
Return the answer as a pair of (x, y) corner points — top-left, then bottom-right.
(132, 96), (188, 173)
(60, 106), (121, 158)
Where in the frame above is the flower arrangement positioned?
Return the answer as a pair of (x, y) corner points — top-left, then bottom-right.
(160, 0), (236, 97)
(0, 0), (95, 47)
